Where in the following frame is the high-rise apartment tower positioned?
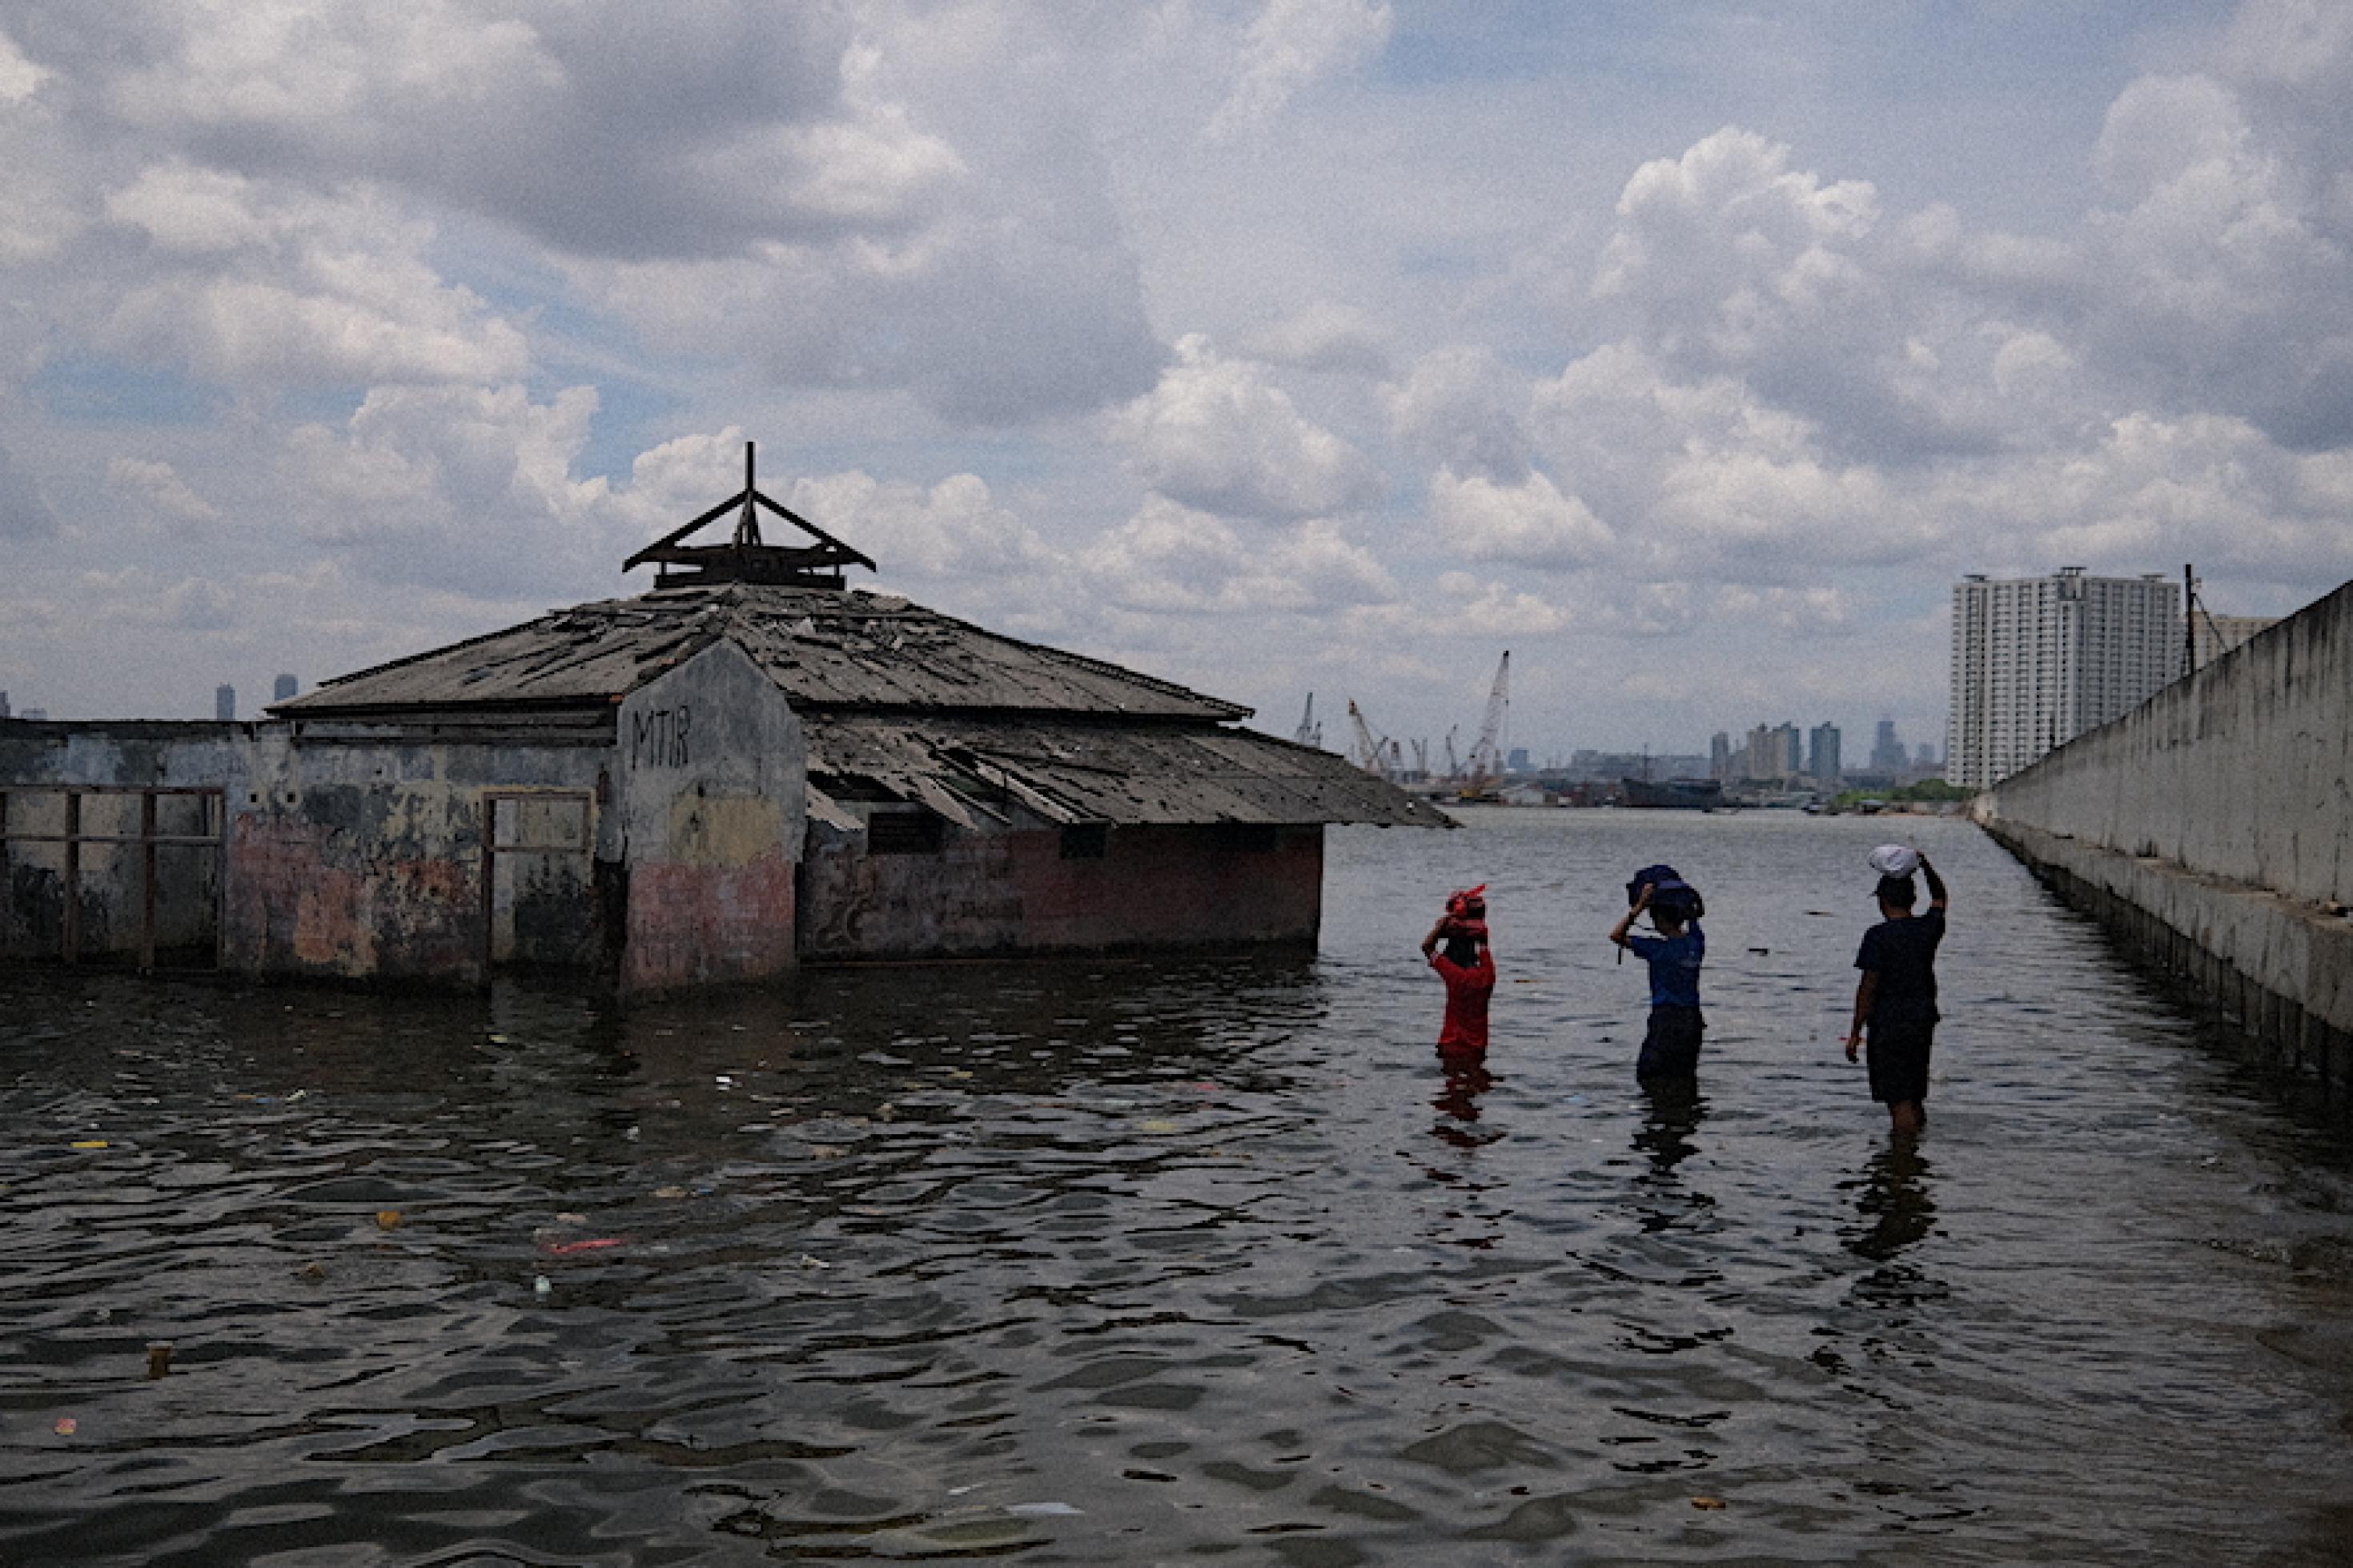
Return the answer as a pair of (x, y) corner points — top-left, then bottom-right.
(1948, 568), (2181, 790)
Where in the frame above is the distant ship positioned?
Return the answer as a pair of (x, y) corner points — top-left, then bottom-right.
(1620, 776), (1724, 809)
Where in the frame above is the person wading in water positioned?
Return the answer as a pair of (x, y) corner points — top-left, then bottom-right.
(1845, 848), (1949, 1135)
(1420, 885), (1496, 1062)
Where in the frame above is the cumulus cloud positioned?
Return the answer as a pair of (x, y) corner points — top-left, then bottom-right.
(1387, 347), (1531, 480)
(1431, 571), (1571, 636)
(277, 383), (616, 596)
(1110, 335), (1384, 519)
(1241, 299), (1392, 377)
(108, 456), (221, 525)
(782, 469), (1054, 582)
(1427, 467), (1610, 568)
(1082, 495), (1395, 615)
(1208, 0), (1393, 142)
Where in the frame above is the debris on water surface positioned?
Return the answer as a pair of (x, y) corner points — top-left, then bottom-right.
(53, 1418), (76, 1437)
(653, 1185), (689, 1200)
(798, 1253), (830, 1269)
(147, 1343), (172, 1380)
(1692, 1496), (1727, 1510)
(299, 1261), (327, 1281)
(533, 1275), (552, 1299)
(70, 1140), (107, 1150)
(1005, 1502), (1082, 1517)
(541, 1237), (624, 1257)
(375, 1209), (402, 1231)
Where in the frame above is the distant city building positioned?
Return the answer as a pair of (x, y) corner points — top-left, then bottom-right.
(0, 689), (9, 720)
(1809, 722), (1841, 784)
(1915, 741), (1937, 769)
(1709, 731), (1732, 782)
(21, 708), (46, 721)
(274, 672), (299, 703)
(1741, 722), (1801, 783)
(1869, 718), (1906, 774)
(1505, 747), (1529, 773)
(1949, 567), (2182, 790)
(215, 684), (236, 723)
(2191, 613), (2279, 671)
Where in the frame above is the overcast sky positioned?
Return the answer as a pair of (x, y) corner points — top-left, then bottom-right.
(2, 1), (2348, 762)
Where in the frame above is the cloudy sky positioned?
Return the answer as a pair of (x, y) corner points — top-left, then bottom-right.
(2, 1), (2348, 763)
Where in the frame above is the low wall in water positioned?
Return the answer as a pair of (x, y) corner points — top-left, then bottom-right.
(1974, 578), (2353, 1106)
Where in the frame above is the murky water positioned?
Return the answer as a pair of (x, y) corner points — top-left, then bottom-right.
(4, 810), (2351, 1565)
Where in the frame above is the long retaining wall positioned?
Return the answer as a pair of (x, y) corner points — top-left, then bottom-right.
(1974, 579), (2353, 1106)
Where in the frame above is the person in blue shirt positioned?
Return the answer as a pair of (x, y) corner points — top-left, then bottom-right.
(1609, 878), (1705, 1085)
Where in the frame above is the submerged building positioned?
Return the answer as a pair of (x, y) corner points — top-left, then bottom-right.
(1, 449), (1444, 989)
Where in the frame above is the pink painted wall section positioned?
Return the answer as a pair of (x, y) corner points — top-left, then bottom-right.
(223, 812), (484, 983)
(620, 852), (796, 991)
(800, 824), (1324, 960)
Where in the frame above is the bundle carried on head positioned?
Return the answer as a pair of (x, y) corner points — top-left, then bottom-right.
(1440, 884), (1489, 944)
(1627, 862), (1702, 924)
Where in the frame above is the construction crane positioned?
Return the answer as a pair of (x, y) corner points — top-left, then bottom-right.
(1460, 651), (1511, 801)
(1440, 725), (1462, 784)
(1409, 737), (1430, 780)
(1345, 700), (1390, 778)
(1294, 692), (1322, 748)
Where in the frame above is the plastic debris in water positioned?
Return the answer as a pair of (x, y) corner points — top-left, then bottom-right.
(147, 1344), (172, 1380)
(70, 1141), (108, 1150)
(533, 1275), (552, 1298)
(375, 1209), (402, 1231)
(299, 1261), (327, 1281)
(653, 1185), (689, 1200)
(542, 1237), (624, 1256)
(798, 1253), (830, 1269)
(1006, 1502), (1082, 1517)
(53, 1418), (77, 1437)
(1691, 1496), (1727, 1510)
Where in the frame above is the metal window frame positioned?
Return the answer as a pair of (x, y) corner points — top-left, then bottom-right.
(0, 784), (227, 968)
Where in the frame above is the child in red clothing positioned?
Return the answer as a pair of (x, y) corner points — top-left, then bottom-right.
(1420, 884), (1496, 1058)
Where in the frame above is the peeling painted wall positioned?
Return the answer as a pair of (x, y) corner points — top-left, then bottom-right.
(800, 820), (1323, 960)
(613, 641), (805, 991)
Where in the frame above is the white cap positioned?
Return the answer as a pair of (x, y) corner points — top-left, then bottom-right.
(1869, 844), (1920, 877)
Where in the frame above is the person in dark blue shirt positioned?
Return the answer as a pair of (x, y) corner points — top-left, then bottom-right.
(1845, 852), (1949, 1135)
(1610, 879), (1705, 1085)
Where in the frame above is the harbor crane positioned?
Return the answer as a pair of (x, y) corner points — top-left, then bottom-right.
(1460, 650), (1511, 800)
(1345, 700), (1391, 778)
(1294, 692), (1323, 748)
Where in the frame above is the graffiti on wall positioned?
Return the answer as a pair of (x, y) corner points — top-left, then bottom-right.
(630, 704), (691, 769)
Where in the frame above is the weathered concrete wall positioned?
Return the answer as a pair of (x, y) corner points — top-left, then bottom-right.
(225, 728), (606, 985)
(1977, 578), (2353, 1101)
(800, 820), (1323, 960)
(612, 641), (804, 992)
(1979, 579), (2353, 903)
(1, 723), (239, 964)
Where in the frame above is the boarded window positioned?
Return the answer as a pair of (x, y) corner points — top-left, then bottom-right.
(867, 808), (944, 856)
(1060, 822), (1110, 860)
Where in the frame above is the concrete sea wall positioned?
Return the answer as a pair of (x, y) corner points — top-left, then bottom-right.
(1975, 579), (2353, 1105)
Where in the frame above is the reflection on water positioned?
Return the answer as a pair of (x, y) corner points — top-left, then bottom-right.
(4, 811), (2353, 1564)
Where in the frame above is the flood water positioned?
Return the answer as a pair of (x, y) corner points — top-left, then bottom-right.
(4, 809), (2352, 1565)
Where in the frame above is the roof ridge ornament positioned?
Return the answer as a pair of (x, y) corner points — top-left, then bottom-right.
(622, 441), (879, 589)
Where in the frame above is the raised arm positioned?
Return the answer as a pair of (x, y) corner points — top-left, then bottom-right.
(1421, 919), (1448, 959)
(1609, 884), (1652, 948)
(1921, 852), (1949, 912)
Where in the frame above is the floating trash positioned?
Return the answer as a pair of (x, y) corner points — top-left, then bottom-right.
(532, 1275), (552, 1299)
(147, 1343), (172, 1380)
(653, 1185), (689, 1200)
(53, 1418), (77, 1437)
(1691, 1496), (1728, 1510)
(70, 1141), (108, 1151)
(375, 1209), (402, 1232)
(1006, 1502), (1082, 1517)
(541, 1237), (624, 1257)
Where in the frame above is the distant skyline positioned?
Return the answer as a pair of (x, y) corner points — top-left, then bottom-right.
(1, 2), (2348, 752)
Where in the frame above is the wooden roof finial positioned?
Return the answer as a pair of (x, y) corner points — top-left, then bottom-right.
(622, 439), (877, 589)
